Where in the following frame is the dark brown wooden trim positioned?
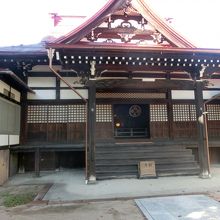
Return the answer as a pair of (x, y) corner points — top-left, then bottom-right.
(167, 89), (174, 139)
(35, 147), (40, 177)
(26, 99), (85, 105)
(20, 91), (28, 144)
(87, 80), (96, 182)
(56, 77), (60, 100)
(194, 80), (210, 178)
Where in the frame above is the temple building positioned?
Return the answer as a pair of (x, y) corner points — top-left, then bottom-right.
(1, 0), (220, 184)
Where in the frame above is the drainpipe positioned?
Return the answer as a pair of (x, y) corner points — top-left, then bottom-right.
(47, 48), (89, 183)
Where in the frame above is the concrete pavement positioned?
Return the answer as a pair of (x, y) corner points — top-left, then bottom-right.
(6, 165), (220, 202)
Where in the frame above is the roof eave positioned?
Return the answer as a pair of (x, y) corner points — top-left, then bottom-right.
(131, 0), (196, 48)
(52, 0), (126, 44)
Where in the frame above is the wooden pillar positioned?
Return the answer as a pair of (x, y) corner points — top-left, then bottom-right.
(167, 89), (174, 139)
(35, 147), (40, 177)
(194, 80), (210, 178)
(20, 91), (28, 145)
(86, 80), (96, 183)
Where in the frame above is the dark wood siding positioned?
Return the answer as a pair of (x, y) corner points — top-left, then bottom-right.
(150, 121), (169, 139)
(96, 122), (113, 140)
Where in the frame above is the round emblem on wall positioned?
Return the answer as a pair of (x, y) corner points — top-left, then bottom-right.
(129, 105), (142, 118)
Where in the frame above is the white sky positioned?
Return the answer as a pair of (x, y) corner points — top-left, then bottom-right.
(0, 0), (220, 48)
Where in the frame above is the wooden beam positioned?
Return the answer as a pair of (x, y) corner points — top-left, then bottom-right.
(95, 79), (195, 90)
(20, 91), (28, 145)
(194, 80), (210, 178)
(87, 80), (96, 183)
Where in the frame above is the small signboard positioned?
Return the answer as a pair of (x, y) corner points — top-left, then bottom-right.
(138, 161), (157, 178)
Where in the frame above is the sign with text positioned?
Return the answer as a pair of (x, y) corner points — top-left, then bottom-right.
(138, 161), (157, 178)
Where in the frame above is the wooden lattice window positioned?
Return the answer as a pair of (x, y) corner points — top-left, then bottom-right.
(68, 105), (86, 122)
(96, 104), (112, 122)
(48, 105), (68, 123)
(207, 104), (220, 120)
(27, 105), (48, 123)
(150, 105), (168, 122)
(173, 104), (196, 121)
(27, 104), (112, 123)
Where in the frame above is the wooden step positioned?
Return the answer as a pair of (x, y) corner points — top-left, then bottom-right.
(95, 142), (199, 179)
(96, 156), (196, 166)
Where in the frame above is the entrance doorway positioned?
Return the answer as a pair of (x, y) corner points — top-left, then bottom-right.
(113, 104), (150, 138)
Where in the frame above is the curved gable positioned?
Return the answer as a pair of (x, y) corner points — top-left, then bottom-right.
(51, 0), (195, 48)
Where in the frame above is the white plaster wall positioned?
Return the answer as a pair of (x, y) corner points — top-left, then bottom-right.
(10, 88), (21, 102)
(0, 135), (8, 147)
(0, 80), (10, 94)
(60, 89), (88, 99)
(172, 90), (195, 100)
(28, 77), (56, 87)
(203, 90), (220, 99)
(60, 77), (84, 88)
(27, 90), (56, 100)
(172, 90), (220, 100)
(9, 135), (19, 145)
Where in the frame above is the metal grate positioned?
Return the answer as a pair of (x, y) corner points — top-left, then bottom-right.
(173, 104), (196, 122)
(96, 104), (112, 122)
(207, 104), (220, 121)
(150, 105), (168, 122)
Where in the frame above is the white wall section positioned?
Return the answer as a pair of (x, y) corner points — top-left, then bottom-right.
(0, 80), (10, 95)
(172, 90), (195, 100)
(28, 77), (56, 87)
(9, 135), (19, 145)
(172, 90), (220, 100)
(0, 135), (8, 147)
(10, 88), (21, 102)
(27, 90), (56, 100)
(60, 77), (84, 88)
(60, 89), (88, 99)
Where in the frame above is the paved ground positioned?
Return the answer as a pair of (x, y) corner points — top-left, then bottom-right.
(136, 195), (220, 219)
(6, 165), (220, 202)
(0, 200), (144, 220)
(1, 165), (220, 220)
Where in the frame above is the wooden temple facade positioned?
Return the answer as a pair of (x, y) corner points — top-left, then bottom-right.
(1, 0), (220, 183)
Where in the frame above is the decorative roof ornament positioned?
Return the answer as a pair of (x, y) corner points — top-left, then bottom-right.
(49, 0), (195, 48)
